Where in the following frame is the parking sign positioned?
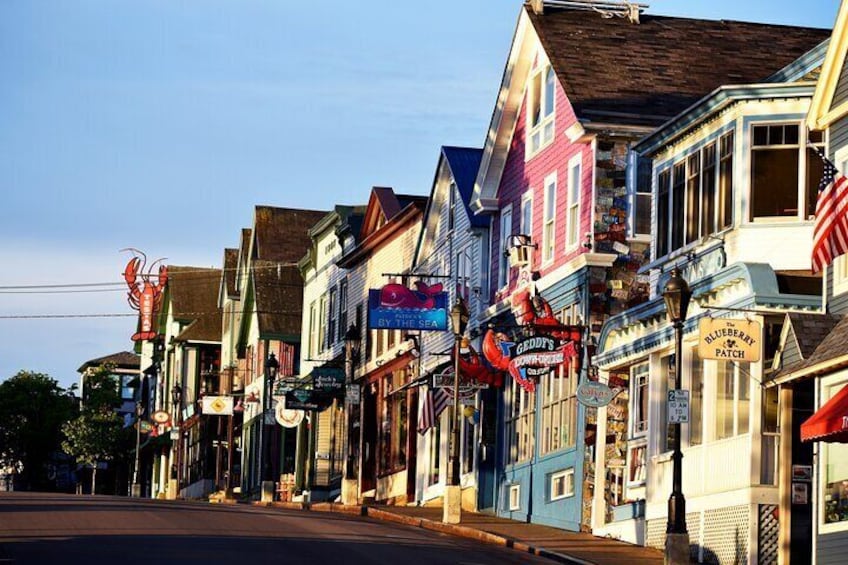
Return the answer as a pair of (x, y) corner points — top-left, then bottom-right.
(667, 389), (689, 424)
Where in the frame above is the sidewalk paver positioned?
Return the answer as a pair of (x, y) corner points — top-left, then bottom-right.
(267, 501), (663, 565)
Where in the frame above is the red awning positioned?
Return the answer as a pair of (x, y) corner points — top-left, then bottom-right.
(801, 383), (848, 443)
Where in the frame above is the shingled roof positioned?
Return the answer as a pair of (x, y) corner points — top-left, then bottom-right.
(442, 146), (487, 228)
(166, 266), (221, 322)
(77, 351), (140, 373)
(253, 206), (327, 263)
(252, 260), (305, 338)
(223, 248), (238, 297)
(175, 312), (223, 343)
(528, 5), (830, 126)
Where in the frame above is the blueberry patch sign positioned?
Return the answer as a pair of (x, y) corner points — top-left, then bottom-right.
(698, 318), (761, 363)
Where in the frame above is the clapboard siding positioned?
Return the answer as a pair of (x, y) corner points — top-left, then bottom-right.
(829, 115), (848, 158)
(833, 55), (848, 108)
(817, 530), (848, 564)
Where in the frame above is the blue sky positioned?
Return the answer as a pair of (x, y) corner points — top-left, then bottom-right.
(0, 0), (840, 388)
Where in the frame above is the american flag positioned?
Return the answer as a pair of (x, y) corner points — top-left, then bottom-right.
(417, 387), (450, 434)
(812, 149), (848, 274)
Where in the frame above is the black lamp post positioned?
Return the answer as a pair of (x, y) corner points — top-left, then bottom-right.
(343, 325), (361, 483)
(662, 266), (692, 563)
(448, 296), (469, 487)
(131, 400), (143, 497)
(170, 384), (182, 494)
(263, 352), (279, 484)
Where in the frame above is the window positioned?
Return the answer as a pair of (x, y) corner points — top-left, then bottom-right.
(327, 286), (337, 349)
(543, 172), (557, 263)
(628, 444), (647, 485)
(689, 347), (703, 446)
(685, 153), (701, 245)
(715, 361), (751, 439)
(456, 246), (472, 302)
(631, 363), (649, 435)
(657, 170), (671, 258)
(661, 354), (676, 452)
(750, 124), (823, 220)
(506, 376), (535, 464)
(634, 156), (653, 237)
(527, 64), (556, 156)
(508, 484), (521, 511)
(461, 405), (475, 475)
(520, 191), (533, 237)
(338, 279), (348, 338)
(550, 468), (575, 501)
(380, 369), (409, 473)
(540, 303), (579, 455)
(120, 375), (135, 401)
(308, 301), (318, 358)
(655, 131), (734, 259)
(567, 156), (581, 248)
(498, 205), (513, 289)
(428, 419), (441, 485)
(820, 381), (848, 526)
(318, 294), (328, 352)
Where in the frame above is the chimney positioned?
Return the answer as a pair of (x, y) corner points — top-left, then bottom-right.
(529, 0), (544, 15)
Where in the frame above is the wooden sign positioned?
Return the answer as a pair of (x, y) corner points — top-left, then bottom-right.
(698, 318), (761, 363)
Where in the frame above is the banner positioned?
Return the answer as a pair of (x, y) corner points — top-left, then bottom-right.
(367, 281), (448, 330)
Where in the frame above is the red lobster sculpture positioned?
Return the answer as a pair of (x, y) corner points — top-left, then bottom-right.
(122, 249), (168, 342)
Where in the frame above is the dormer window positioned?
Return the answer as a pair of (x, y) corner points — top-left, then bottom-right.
(750, 124), (824, 221)
(527, 64), (556, 157)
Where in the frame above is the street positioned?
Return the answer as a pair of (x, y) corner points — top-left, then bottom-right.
(0, 492), (550, 565)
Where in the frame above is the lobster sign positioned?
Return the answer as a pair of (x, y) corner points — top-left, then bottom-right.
(122, 249), (168, 342)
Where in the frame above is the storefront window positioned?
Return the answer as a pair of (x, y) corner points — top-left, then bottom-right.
(380, 370), (408, 473)
(689, 348), (703, 446)
(506, 377), (535, 464)
(823, 441), (848, 525)
(715, 361), (751, 440)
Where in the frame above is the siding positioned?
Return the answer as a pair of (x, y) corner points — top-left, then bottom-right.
(818, 530), (848, 564)
(829, 116), (848, 315)
(833, 54), (848, 108)
(490, 75), (592, 304)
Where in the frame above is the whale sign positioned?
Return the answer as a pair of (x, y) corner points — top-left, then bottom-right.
(698, 318), (761, 363)
(368, 281), (448, 331)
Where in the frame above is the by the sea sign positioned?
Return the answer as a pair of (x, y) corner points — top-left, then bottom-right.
(698, 318), (761, 363)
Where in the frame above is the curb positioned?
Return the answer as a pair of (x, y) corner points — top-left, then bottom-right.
(260, 501), (596, 565)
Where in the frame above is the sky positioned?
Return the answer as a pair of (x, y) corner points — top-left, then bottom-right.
(0, 0), (841, 389)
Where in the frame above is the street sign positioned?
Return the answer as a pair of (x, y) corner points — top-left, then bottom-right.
(667, 389), (689, 424)
(345, 386), (361, 405)
(169, 429), (180, 440)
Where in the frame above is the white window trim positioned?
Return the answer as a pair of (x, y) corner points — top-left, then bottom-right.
(525, 62), (556, 160)
(630, 362), (649, 438)
(498, 204), (513, 291)
(566, 154), (582, 250)
(550, 468), (575, 501)
(508, 483), (521, 511)
(832, 147), (848, 296)
(542, 171), (557, 266)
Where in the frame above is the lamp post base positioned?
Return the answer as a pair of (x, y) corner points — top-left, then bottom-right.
(130, 482), (141, 498)
(442, 485), (462, 524)
(341, 478), (358, 505)
(664, 532), (690, 565)
(261, 480), (276, 503)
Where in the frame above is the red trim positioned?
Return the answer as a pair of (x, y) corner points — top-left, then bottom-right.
(801, 383), (848, 443)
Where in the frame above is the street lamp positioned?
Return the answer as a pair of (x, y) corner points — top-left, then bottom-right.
(342, 324), (361, 505)
(444, 295), (469, 524)
(260, 352), (279, 502)
(170, 383), (182, 499)
(662, 266), (691, 565)
(131, 400), (143, 497)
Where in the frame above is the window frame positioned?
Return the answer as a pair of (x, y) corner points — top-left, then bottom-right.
(539, 303), (579, 456)
(498, 204), (513, 290)
(520, 191), (533, 238)
(526, 63), (556, 158)
(508, 483), (521, 511)
(506, 374), (536, 465)
(542, 171), (557, 265)
(566, 154), (582, 250)
(630, 362), (649, 437)
(550, 468), (575, 501)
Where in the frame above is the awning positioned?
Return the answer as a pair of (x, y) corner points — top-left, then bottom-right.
(801, 383), (848, 443)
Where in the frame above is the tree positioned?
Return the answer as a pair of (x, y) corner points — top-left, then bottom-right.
(61, 411), (125, 494)
(61, 364), (133, 494)
(0, 371), (77, 490)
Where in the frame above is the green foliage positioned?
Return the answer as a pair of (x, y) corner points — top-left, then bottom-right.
(61, 411), (125, 467)
(0, 371), (77, 489)
(82, 364), (122, 413)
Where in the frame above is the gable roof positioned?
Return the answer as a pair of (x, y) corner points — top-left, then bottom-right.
(175, 312), (223, 343)
(442, 146), (487, 228)
(77, 351), (140, 373)
(529, 5), (830, 126)
(808, 0), (848, 130)
(222, 248), (239, 298)
(772, 313), (843, 383)
(252, 206), (327, 263)
(165, 266), (221, 322)
(252, 260), (305, 338)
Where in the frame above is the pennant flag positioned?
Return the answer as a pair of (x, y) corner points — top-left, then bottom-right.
(417, 387), (451, 434)
(812, 148), (848, 273)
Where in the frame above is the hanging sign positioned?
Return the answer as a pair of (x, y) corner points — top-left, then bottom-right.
(201, 395), (234, 416)
(121, 250), (168, 342)
(698, 318), (761, 363)
(367, 281), (448, 330)
(576, 380), (624, 407)
(275, 400), (304, 428)
(151, 410), (171, 425)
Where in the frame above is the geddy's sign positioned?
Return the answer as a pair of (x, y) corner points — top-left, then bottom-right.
(698, 318), (761, 363)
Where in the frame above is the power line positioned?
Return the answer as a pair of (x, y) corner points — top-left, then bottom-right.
(0, 309), (305, 320)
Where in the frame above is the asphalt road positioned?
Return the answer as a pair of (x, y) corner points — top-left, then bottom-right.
(0, 492), (551, 565)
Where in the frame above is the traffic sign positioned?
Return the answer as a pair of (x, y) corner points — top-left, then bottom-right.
(667, 389), (689, 424)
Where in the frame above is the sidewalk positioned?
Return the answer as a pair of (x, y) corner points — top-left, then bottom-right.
(266, 501), (663, 565)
